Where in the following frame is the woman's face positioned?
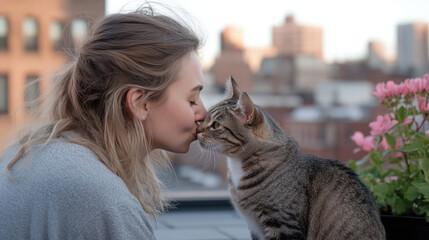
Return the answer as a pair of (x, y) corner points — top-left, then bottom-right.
(144, 51), (207, 153)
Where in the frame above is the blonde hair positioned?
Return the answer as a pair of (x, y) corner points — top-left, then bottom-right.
(7, 7), (201, 218)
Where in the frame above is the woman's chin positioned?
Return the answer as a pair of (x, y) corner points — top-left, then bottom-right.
(177, 147), (190, 154)
(171, 144), (191, 154)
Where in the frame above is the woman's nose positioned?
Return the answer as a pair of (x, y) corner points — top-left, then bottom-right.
(195, 103), (207, 123)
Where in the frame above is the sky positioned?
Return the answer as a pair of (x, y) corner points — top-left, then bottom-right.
(106, 0), (429, 68)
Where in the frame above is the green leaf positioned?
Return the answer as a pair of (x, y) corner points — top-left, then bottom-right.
(420, 158), (429, 184)
(416, 133), (429, 144)
(401, 142), (424, 152)
(385, 134), (396, 149)
(413, 182), (429, 202)
(391, 198), (407, 214)
(373, 183), (389, 199)
(390, 158), (402, 164)
(370, 151), (384, 165)
(359, 165), (379, 177)
(356, 154), (370, 167)
(405, 185), (420, 201)
(348, 161), (357, 171)
(409, 106), (419, 115)
(397, 106), (407, 123)
(382, 169), (402, 179)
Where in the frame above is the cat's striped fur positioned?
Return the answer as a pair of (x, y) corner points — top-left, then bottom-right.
(197, 77), (385, 240)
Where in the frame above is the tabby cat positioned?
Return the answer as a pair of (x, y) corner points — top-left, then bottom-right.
(197, 77), (385, 240)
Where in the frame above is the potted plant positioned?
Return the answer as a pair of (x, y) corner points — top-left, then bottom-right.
(349, 72), (429, 240)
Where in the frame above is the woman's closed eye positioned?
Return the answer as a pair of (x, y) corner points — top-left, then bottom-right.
(190, 101), (197, 106)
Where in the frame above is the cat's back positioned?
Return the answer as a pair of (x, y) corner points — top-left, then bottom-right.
(302, 155), (385, 240)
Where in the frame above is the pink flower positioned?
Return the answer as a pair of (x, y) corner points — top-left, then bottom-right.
(396, 138), (404, 149)
(394, 138), (404, 158)
(369, 114), (398, 136)
(380, 137), (390, 150)
(380, 136), (404, 158)
(424, 73), (429, 91)
(398, 81), (409, 96)
(390, 176), (398, 181)
(406, 77), (429, 94)
(376, 178), (381, 184)
(372, 82), (388, 102)
(351, 131), (375, 152)
(418, 97), (429, 112)
(380, 136), (403, 151)
(426, 130), (429, 136)
(402, 118), (412, 126)
(371, 79), (421, 100)
(408, 78), (418, 94)
(385, 81), (401, 97)
(415, 78), (424, 92)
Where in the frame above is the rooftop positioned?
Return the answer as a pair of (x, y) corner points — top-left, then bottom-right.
(153, 207), (250, 240)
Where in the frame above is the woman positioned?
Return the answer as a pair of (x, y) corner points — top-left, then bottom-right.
(0, 6), (206, 240)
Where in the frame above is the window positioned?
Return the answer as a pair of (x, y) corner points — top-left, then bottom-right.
(50, 21), (63, 51)
(25, 75), (39, 110)
(71, 19), (88, 48)
(0, 75), (7, 113)
(23, 18), (38, 51)
(0, 16), (8, 50)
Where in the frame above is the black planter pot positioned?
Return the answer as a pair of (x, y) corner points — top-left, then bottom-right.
(382, 215), (429, 240)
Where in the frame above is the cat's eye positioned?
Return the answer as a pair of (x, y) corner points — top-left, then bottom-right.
(211, 121), (221, 130)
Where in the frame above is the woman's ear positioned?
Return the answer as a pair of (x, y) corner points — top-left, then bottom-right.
(126, 87), (149, 121)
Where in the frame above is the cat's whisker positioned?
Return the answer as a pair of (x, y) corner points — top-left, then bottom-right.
(210, 151), (219, 175)
(192, 145), (206, 162)
(193, 142), (213, 169)
(201, 151), (211, 171)
(199, 144), (211, 168)
(208, 146), (220, 174)
(182, 142), (212, 165)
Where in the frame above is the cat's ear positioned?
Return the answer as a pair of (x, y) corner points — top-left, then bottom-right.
(238, 92), (260, 125)
(225, 76), (241, 100)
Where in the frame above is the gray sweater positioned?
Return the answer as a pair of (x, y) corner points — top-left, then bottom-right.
(0, 140), (156, 239)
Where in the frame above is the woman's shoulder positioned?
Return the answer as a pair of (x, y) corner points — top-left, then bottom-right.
(41, 141), (155, 238)
(1, 140), (155, 239)
(5, 139), (135, 206)
(41, 140), (132, 199)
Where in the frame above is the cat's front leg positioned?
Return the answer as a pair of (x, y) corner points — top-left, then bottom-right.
(262, 225), (306, 240)
(252, 232), (304, 240)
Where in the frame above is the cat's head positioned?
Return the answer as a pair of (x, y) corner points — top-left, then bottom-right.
(197, 77), (276, 157)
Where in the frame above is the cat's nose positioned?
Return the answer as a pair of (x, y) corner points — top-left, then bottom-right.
(196, 123), (204, 134)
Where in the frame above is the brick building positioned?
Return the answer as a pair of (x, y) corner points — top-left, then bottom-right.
(211, 26), (253, 92)
(272, 14), (323, 60)
(0, 0), (105, 148)
(211, 26), (278, 93)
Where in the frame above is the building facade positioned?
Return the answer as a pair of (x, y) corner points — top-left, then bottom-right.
(220, 26), (244, 52)
(367, 40), (393, 73)
(396, 23), (429, 77)
(0, 0), (105, 148)
(212, 26), (253, 92)
(272, 15), (323, 60)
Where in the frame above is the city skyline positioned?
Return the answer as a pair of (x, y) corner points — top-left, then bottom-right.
(107, 0), (429, 68)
